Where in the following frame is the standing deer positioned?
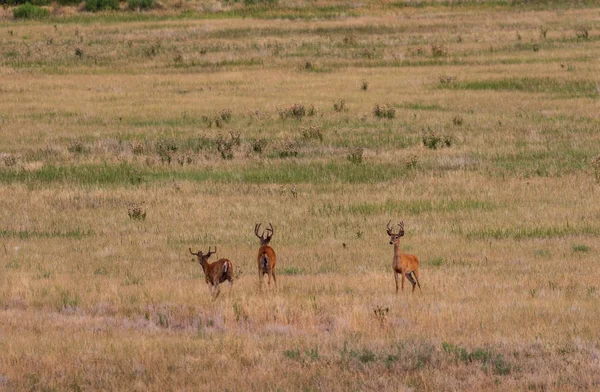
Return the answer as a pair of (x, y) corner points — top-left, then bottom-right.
(255, 223), (277, 289)
(387, 220), (421, 294)
(189, 246), (234, 299)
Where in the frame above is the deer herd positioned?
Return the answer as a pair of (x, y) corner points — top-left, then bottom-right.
(189, 220), (421, 299)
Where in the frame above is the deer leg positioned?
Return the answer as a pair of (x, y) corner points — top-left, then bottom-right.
(406, 271), (416, 293)
(394, 272), (399, 294)
(258, 269), (263, 291)
(213, 284), (221, 300)
(267, 271), (272, 288)
(401, 272), (405, 291)
(272, 270), (277, 289)
(414, 270), (422, 292)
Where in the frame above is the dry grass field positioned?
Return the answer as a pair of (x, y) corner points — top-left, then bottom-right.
(1, 1), (600, 390)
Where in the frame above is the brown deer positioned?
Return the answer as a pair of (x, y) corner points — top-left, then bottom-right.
(254, 223), (277, 289)
(189, 246), (234, 299)
(387, 220), (421, 294)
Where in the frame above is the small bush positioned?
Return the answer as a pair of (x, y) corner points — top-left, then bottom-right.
(592, 155), (600, 183)
(430, 43), (448, 57)
(347, 147), (364, 165)
(128, 202), (146, 220)
(277, 140), (299, 158)
(333, 99), (348, 113)
(85, 0), (119, 12)
(67, 139), (89, 154)
(279, 104), (310, 120)
(422, 128), (453, 149)
(439, 75), (456, 85)
(244, 0), (277, 6)
(156, 139), (178, 164)
(342, 33), (357, 46)
(372, 104), (395, 119)
(575, 26), (589, 40)
(373, 305), (389, 327)
(301, 126), (324, 142)
(128, 0), (153, 9)
(251, 138), (267, 154)
(216, 132), (240, 160)
(361, 80), (369, 91)
(13, 3), (49, 19)
(452, 114), (463, 126)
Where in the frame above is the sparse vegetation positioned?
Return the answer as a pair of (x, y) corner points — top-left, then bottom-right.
(0, 3), (599, 391)
(372, 103), (395, 119)
(347, 147), (364, 164)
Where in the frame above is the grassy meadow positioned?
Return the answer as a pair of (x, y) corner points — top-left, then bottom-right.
(1, 1), (600, 390)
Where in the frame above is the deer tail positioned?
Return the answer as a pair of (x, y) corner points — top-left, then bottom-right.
(260, 252), (270, 272)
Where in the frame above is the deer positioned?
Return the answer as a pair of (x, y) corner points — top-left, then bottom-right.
(387, 220), (421, 294)
(188, 246), (234, 299)
(254, 223), (277, 290)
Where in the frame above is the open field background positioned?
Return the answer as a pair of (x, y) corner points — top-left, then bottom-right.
(1, 1), (600, 390)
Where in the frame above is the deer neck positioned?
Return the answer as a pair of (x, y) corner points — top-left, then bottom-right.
(200, 260), (209, 275)
(393, 242), (402, 260)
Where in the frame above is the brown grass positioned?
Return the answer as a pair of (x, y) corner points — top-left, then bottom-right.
(1, 1), (600, 390)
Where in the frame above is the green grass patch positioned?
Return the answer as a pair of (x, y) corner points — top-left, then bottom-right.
(0, 228), (94, 239)
(312, 199), (495, 217)
(441, 77), (598, 98)
(571, 244), (590, 253)
(0, 161), (413, 186)
(462, 225), (600, 240)
(489, 148), (591, 178)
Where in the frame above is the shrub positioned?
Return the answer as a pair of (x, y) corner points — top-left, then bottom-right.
(13, 3), (49, 19)
(430, 43), (448, 57)
(85, 0), (119, 12)
(333, 99), (347, 113)
(575, 26), (589, 40)
(216, 132), (240, 160)
(301, 126), (323, 142)
(592, 155), (600, 183)
(156, 139), (178, 164)
(361, 80), (369, 91)
(277, 141), (299, 158)
(372, 104), (395, 119)
(128, 0), (153, 9)
(244, 0), (277, 6)
(422, 128), (453, 149)
(251, 138), (267, 154)
(347, 147), (364, 165)
(279, 104), (307, 120)
(439, 75), (456, 85)
(128, 202), (146, 220)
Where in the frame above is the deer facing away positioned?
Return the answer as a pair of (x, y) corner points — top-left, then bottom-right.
(189, 246), (234, 299)
(387, 220), (421, 294)
(255, 223), (277, 289)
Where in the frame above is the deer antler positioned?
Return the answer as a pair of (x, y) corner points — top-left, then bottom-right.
(189, 248), (200, 256)
(387, 220), (405, 236)
(265, 223), (274, 241)
(206, 246), (216, 257)
(255, 223), (265, 240)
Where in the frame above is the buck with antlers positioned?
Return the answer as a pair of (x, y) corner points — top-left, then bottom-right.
(189, 246), (234, 299)
(387, 220), (421, 294)
(254, 223), (277, 289)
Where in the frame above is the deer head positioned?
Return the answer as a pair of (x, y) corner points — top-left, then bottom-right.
(189, 246), (216, 265)
(386, 220), (405, 245)
(254, 223), (274, 246)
